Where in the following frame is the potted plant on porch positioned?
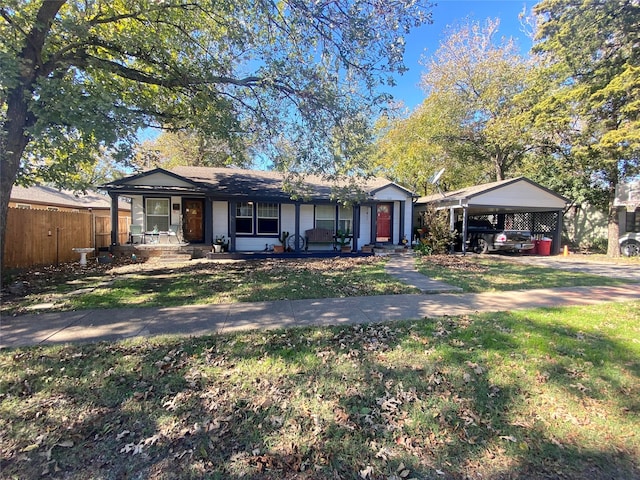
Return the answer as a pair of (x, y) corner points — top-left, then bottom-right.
(336, 229), (352, 252)
(274, 231), (289, 253)
(213, 235), (228, 253)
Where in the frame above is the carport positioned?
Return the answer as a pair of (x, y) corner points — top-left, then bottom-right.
(414, 177), (569, 255)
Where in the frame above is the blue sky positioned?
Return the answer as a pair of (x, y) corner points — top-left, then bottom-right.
(388, 0), (537, 110)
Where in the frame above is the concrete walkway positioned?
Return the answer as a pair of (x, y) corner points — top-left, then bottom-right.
(2, 259), (639, 348)
(384, 252), (463, 293)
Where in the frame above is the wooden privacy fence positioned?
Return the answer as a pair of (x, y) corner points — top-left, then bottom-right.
(3, 207), (130, 269)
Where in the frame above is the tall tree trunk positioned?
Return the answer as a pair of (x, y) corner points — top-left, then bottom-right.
(0, 89), (32, 276)
(606, 188), (621, 257)
(0, 1), (66, 278)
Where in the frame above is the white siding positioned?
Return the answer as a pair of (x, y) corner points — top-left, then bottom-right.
(170, 196), (182, 226)
(359, 206), (372, 245)
(403, 200), (413, 243)
(131, 197), (144, 227)
(127, 172), (193, 187)
(372, 185), (410, 201)
(280, 204), (296, 235)
(212, 201), (228, 239)
(473, 181), (566, 209)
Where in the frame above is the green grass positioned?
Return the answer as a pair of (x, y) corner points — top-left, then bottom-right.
(415, 256), (631, 292)
(1, 302), (638, 479)
(1, 258), (417, 315)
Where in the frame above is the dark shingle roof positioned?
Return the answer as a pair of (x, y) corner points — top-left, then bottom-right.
(11, 185), (130, 210)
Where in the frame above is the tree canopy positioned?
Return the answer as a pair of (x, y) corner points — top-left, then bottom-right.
(0, 0), (433, 268)
(374, 18), (534, 191)
(532, 0), (640, 256)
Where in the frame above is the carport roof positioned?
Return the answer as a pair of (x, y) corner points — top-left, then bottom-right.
(416, 177), (569, 214)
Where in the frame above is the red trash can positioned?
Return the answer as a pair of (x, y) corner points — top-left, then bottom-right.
(537, 238), (552, 256)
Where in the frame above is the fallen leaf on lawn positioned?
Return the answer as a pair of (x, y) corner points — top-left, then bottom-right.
(57, 440), (73, 448)
(360, 465), (374, 479)
(500, 435), (517, 442)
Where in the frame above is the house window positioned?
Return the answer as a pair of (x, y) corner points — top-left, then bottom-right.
(16, 204), (31, 209)
(338, 206), (352, 233)
(257, 203), (279, 234)
(315, 205), (335, 231)
(145, 198), (170, 231)
(236, 202), (254, 234)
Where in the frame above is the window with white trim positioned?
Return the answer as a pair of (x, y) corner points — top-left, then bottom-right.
(257, 202), (279, 234)
(236, 202), (254, 234)
(315, 205), (335, 231)
(145, 198), (170, 231)
(338, 206), (352, 233)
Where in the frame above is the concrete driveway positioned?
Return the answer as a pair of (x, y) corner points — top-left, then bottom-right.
(498, 254), (640, 282)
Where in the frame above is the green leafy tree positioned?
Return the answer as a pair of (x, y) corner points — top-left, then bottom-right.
(374, 18), (535, 193)
(532, 0), (640, 256)
(419, 18), (536, 182)
(133, 130), (252, 170)
(0, 0), (433, 269)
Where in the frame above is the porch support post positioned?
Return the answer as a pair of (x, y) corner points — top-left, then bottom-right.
(399, 201), (405, 245)
(294, 203), (301, 252)
(553, 209), (563, 255)
(462, 206), (468, 256)
(449, 207), (456, 253)
(371, 203), (377, 244)
(229, 201), (236, 252)
(352, 205), (360, 251)
(109, 192), (119, 246)
(204, 196), (213, 246)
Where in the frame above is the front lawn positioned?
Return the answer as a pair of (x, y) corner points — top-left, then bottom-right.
(416, 255), (631, 292)
(1, 302), (638, 479)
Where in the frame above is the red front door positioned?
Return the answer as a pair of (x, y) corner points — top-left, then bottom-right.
(183, 199), (204, 243)
(376, 203), (392, 242)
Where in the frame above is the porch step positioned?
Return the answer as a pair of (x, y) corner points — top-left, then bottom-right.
(153, 253), (193, 263)
(374, 243), (409, 255)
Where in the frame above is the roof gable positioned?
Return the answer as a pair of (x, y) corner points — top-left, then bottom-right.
(417, 177), (568, 211)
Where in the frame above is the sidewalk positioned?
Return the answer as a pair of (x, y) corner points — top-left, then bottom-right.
(2, 282), (639, 349)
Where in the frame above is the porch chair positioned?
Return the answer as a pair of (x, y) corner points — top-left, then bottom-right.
(167, 224), (181, 244)
(129, 225), (144, 244)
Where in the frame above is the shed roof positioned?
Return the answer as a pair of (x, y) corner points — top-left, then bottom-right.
(10, 185), (131, 211)
(416, 177), (568, 214)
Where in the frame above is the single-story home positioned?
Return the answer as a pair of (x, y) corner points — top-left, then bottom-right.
(100, 167), (416, 252)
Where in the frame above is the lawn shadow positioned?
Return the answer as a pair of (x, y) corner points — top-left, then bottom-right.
(1, 304), (638, 479)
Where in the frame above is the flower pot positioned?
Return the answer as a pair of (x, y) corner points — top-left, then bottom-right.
(341, 246), (351, 253)
(273, 245), (285, 253)
(213, 244), (222, 253)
